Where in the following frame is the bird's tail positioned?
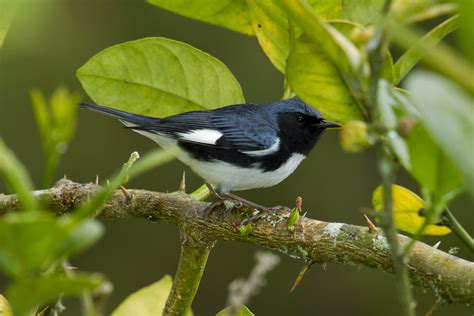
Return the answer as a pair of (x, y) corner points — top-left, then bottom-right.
(80, 103), (160, 126)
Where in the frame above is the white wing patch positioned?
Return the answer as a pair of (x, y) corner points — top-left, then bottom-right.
(178, 129), (223, 145)
(241, 138), (280, 156)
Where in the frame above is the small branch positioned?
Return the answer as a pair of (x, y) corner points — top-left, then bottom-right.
(226, 252), (280, 314)
(0, 179), (473, 305)
(377, 149), (415, 316)
(163, 222), (215, 315)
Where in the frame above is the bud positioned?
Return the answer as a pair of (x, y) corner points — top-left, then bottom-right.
(239, 223), (253, 237)
(349, 26), (374, 44)
(287, 207), (300, 232)
(339, 121), (371, 153)
(397, 117), (417, 138)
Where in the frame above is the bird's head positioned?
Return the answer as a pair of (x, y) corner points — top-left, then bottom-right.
(274, 97), (340, 155)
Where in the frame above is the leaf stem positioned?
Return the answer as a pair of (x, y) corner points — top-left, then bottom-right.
(445, 208), (474, 252)
(163, 223), (215, 315)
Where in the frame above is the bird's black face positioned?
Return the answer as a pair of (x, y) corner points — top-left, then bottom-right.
(277, 110), (339, 155)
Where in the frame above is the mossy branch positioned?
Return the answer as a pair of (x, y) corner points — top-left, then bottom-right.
(0, 179), (473, 305)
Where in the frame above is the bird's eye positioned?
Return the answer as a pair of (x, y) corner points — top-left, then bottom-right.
(297, 115), (305, 123)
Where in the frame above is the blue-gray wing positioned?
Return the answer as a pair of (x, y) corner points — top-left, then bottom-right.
(135, 104), (278, 152)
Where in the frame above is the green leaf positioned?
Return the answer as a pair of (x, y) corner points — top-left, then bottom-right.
(0, 213), (103, 278)
(393, 16), (459, 84)
(216, 305), (254, 316)
(112, 275), (192, 316)
(0, 213), (67, 278)
(0, 0), (20, 48)
(0, 141), (37, 211)
(407, 123), (464, 204)
(147, 0), (253, 35)
(56, 219), (104, 258)
(405, 71), (473, 196)
(286, 21), (365, 122)
(77, 38), (244, 117)
(31, 88), (82, 188)
(7, 273), (103, 316)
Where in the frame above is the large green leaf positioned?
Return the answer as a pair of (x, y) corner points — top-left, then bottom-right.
(147, 0), (253, 35)
(405, 71), (474, 195)
(77, 38), (245, 118)
(112, 275), (192, 316)
(407, 123), (464, 203)
(393, 16), (459, 84)
(286, 21), (365, 122)
(7, 273), (104, 316)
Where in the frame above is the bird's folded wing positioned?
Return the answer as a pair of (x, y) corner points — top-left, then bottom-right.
(131, 110), (278, 152)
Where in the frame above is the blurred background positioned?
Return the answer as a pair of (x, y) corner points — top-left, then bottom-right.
(0, 0), (472, 315)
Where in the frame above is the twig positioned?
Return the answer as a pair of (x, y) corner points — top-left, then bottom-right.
(226, 252), (280, 314)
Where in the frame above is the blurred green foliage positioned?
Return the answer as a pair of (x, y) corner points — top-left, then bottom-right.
(30, 88), (81, 188)
(0, 0), (473, 314)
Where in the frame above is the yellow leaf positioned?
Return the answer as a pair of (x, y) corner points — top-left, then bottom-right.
(372, 185), (451, 236)
(0, 295), (13, 316)
(111, 275), (192, 316)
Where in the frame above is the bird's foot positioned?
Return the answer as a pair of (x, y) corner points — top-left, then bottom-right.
(203, 183), (274, 220)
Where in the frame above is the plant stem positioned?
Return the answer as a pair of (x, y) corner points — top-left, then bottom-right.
(377, 148), (415, 316)
(445, 208), (474, 251)
(42, 151), (60, 188)
(163, 223), (215, 315)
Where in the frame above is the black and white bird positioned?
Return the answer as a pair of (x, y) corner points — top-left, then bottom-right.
(81, 98), (339, 207)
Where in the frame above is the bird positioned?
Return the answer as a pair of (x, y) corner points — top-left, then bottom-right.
(80, 97), (340, 210)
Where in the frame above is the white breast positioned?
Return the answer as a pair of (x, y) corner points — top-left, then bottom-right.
(133, 131), (305, 192)
(184, 153), (306, 192)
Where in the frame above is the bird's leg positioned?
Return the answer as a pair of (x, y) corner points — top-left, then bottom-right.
(204, 183), (228, 218)
(224, 192), (269, 212)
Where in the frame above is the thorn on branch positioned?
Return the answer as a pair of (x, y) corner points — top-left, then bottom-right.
(179, 171), (186, 192)
(290, 261), (315, 292)
(120, 185), (133, 200)
(364, 213), (378, 233)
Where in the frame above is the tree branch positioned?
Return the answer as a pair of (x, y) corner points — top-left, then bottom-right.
(163, 222), (215, 315)
(0, 179), (472, 305)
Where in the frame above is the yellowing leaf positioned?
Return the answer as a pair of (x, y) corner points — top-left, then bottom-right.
(0, 295), (12, 316)
(112, 275), (192, 316)
(372, 185), (451, 236)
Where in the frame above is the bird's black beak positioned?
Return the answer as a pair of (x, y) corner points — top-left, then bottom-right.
(315, 120), (341, 129)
